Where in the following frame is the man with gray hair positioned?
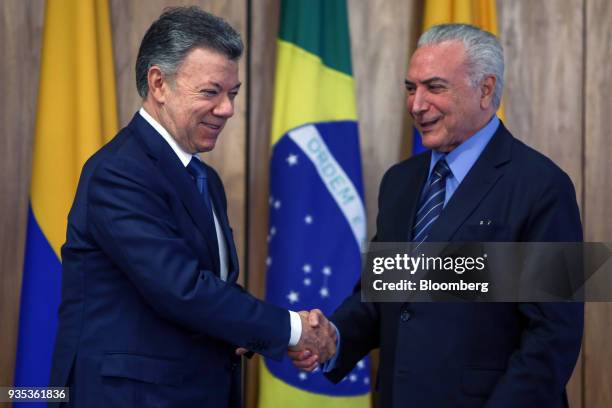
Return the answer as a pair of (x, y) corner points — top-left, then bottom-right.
(50, 7), (333, 407)
(290, 23), (583, 407)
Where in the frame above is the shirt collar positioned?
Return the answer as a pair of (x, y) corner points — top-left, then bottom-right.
(139, 107), (195, 167)
(430, 115), (500, 183)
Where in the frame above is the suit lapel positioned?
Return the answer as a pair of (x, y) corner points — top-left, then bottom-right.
(428, 123), (513, 242)
(130, 114), (221, 274)
(387, 152), (431, 242)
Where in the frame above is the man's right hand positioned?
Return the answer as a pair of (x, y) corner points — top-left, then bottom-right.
(287, 309), (337, 372)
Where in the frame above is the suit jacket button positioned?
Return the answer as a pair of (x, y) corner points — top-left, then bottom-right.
(400, 310), (411, 322)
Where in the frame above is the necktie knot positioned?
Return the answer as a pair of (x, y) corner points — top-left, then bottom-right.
(187, 157), (208, 182)
(432, 158), (451, 182)
(186, 157), (212, 215)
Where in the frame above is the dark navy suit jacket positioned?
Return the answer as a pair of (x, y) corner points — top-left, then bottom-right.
(325, 123), (583, 407)
(50, 113), (289, 407)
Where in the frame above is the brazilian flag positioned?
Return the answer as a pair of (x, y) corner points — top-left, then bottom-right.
(259, 0), (371, 407)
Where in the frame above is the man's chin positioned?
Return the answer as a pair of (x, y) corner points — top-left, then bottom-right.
(196, 140), (217, 153)
(420, 133), (443, 150)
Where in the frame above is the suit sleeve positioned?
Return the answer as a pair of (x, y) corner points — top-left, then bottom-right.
(485, 170), (584, 407)
(324, 285), (379, 383)
(87, 157), (290, 360)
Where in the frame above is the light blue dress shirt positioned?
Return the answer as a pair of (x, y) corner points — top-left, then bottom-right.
(428, 115), (500, 206)
(322, 115), (500, 373)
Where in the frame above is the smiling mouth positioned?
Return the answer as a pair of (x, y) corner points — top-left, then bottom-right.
(419, 118), (440, 130)
(201, 122), (223, 130)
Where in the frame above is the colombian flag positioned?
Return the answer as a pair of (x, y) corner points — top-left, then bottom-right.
(413, 0), (504, 154)
(14, 0), (117, 397)
(259, 1), (370, 406)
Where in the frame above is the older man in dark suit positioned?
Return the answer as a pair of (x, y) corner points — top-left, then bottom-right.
(291, 23), (583, 408)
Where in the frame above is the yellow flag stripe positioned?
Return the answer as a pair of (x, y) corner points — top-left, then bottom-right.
(270, 39), (357, 147)
(258, 362), (370, 408)
(423, 0), (497, 32)
(31, 0), (118, 258)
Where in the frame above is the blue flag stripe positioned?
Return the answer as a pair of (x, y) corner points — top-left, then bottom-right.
(14, 205), (61, 396)
(412, 127), (428, 155)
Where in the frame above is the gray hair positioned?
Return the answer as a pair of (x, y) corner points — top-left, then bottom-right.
(418, 23), (504, 109)
(136, 6), (243, 98)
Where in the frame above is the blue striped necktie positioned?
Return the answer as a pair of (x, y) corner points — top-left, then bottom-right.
(412, 158), (452, 244)
(186, 157), (213, 218)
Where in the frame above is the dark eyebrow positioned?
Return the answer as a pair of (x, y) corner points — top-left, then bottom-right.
(207, 82), (222, 90)
(405, 77), (449, 87)
(422, 77), (449, 85)
(208, 81), (242, 91)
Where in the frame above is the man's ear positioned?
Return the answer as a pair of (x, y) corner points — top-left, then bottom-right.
(480, 75), (496, 110)
(147, 66), (168, 103)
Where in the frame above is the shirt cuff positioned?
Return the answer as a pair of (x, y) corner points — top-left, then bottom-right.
(288, 310), (302, 347)
(322, 322), (341, 372)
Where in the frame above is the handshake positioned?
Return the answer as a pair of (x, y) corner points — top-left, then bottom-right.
(236, 309), (337, 372)
(236, 308), (337, 373)
(288, 309), (338, 372)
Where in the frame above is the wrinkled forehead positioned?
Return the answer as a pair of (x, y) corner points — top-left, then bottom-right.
(407, 40), (468, 81)
(175, 47), (240, 85)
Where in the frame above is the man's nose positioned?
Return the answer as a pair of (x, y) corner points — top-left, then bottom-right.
(409, 88), (429, 116)
(214, 95), (234, 118)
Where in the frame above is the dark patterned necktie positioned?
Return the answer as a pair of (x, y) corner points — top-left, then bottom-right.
(412, 158), (452, 245)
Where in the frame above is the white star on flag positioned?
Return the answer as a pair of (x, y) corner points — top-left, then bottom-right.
(298, 372), (308, 381)
(357, 360), (365, 369)
(266, 257), (272, 267)
(304, 215), (313, 224)
(303, 278), (311, 286)
(270, 226), (276, 236)
(274, 200), (282, 209)
(364, 377), (370, 385)
(287, 291), (299, 304)
(302, 264), (312, 273)
(319, 287), (329, 298)
(322, 266), (332, 276)
(286, 154), (298, 166)
(349, 374), (358, 382)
